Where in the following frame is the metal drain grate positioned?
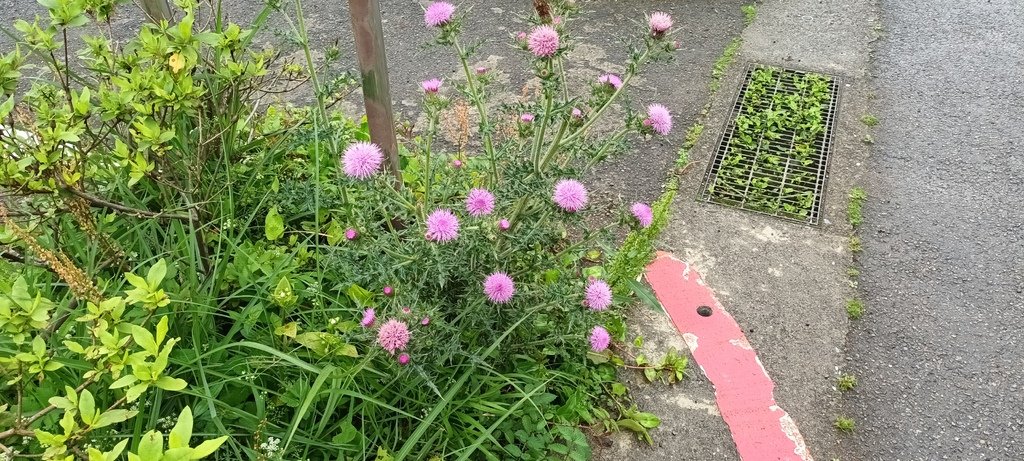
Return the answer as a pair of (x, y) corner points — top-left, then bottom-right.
(699, 64), (841, 225)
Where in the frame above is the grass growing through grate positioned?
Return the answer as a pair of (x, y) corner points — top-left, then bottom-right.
(702, 65), (839, 224)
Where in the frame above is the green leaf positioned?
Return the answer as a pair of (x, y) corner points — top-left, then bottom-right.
(168, 407), (193, 449)
(136, 431), (164, 460)
(72, 87), (90, 115)
(102, 440), (130, 461)
(154, 376), (188, 391)
(109, 374), (138, 389)
(161, 447), (193, 461)
(146, 259), (167, 288)
(633, 412), (661, 429)
(264, 206), (284, 241)
(124, 272), (149, 290)
(31, 335), (46, 356)
(64, 340), (85, 354)
(293, 332), (358, 357)
(78, 389), (96, 425)
(125, 383), (149, 402)
(0, 96), (14, 119)
(34, 428), (63, 446)
(503, 444), (523, 458)
(346, 284), (373, 307)
(335, 343), (359, 358)
(156, 316), (169, 347)
(616, 418), (646, 434)
(586, 350), (609, 364)
(131, 325), (157, 355)
(189, 436), (228, 459)
(326, 220), (343, 245)
(581, 266), (605, 279)
(92, 409), (136, 429)
(627, 279), (665, 315)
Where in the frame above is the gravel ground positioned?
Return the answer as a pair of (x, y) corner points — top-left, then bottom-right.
(845, 0), (1024, 459)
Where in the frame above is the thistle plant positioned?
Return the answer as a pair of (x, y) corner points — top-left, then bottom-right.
(0, 0), (680, 459)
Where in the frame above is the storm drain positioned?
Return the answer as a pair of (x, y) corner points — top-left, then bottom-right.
(699, 64), (840, 225)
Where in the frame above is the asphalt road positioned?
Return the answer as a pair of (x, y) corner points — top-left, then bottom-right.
(848, 0), (1024, 459)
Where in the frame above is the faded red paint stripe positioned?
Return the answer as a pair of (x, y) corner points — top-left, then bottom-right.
(644, 252), (812, 461)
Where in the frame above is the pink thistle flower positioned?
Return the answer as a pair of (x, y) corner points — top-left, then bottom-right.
(571, 108), (583, 118)
(552, 16), (562, 25)
(498, 219), (511, 231)
(520, 113), (535, 123)
(345, 228), (359, 240)
(421, 78), (442, 93)
(401, 306), (411, 314)
(483, 272), (515, 304)
(398, 353), (410, 365)
(452, 159), (463, 169)
(645, 104), (672, 135)
(421, 316), (430, 326)
(425, 209), (460, 242)
(475, 66), (488, 75)
(384, 286), (395, 297)
(466, 188), (496, 217)
(424, 1), (455, 27)
(553, 179), (588, 212)
(516, 31), (527, 41)
(527, 25), (560, 57)
(598, 74), (622, 90)
(585, 279), (613, 311)
(377, 319), (411, 354)
(649, 12), (673, 35)
(342, 142), (384, 179)
(590, 326), (611, 352)
(631, 203), (654, 228)
(360, 308), (376, 328)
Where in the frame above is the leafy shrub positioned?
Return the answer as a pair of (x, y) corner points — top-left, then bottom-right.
(0, 0), (678, 459)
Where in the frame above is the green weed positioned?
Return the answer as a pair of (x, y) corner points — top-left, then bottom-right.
(835, 417), (856, 432)
(711, 37), (743, 92)
(742, 4), (757, 26)
(848, 187), (866, 228)
(837, 374), (858, 391)
(860, 114), (879, 126)
(849, 236), (863, 254)
(846, 299), (865, 319)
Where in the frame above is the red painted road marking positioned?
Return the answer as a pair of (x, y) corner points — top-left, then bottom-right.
(645, 252), (813, 461)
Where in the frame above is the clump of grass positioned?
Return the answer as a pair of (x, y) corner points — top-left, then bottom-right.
(742, 4), (757, 26)
(684, 123), (704, 150)
(837, 374), (858, 391)
(834, 417), (856, 432)
(847, 187), (866, 228)
(860, 114), (879, 127)
(847, 267), (860, 278)
(848, 236), (863, 254)
(673, 123), (703, 170)
(861, 134), (874, 144)
(846, 299), (865, 319)
(710, 37), (742, 92)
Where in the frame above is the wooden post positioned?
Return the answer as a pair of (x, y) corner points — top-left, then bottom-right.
(348, 0), (401, 183)
(139, 0), (172, 22)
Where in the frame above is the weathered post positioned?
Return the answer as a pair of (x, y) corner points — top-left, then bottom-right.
(348, 0), (402, 184)
(139, 0), (172, 22)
